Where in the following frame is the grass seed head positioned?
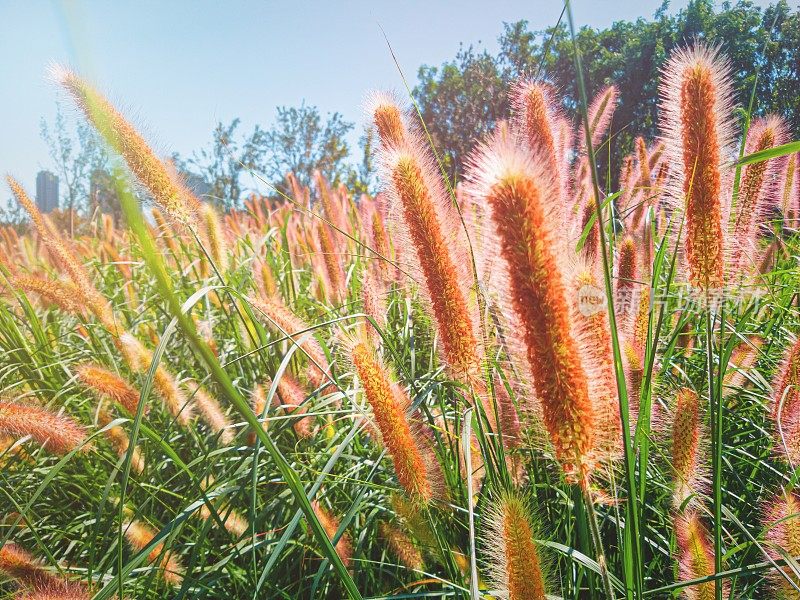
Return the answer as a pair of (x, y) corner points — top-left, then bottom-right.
(0, 401), (87, 455)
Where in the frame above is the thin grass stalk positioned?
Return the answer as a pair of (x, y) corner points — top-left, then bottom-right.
(566, 2), (639, 597)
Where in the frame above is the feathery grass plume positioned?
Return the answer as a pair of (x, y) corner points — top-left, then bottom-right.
(675, 511), (726, 600)
(314, 170), (343, 231)
(10, 276), (86, 317)
(351, 339), (442, 502)
(723, 335), (763, 397)
(573, 267), (622, 459)
(75, 363), (140, 416)
(619, 154), (636, 212)
(361, 269), (387, 347)
(316, 222), (344, 301)
(15, 583), (90, 600)
(660, 43), (735, 291)
(186, 382), (234, 445)
(123, 519), (184, 586)
(730, 116), (787, 274)
(250, 295), (329, 387)
(247, 383), (268, 445)
(366, 91), (408, 148)
(511, 80), (564, 192)
(671, 388), (704, 508)
(636, 136), (652, 188)
(200, 202), (229, 272)
(623, 339), (644, 407)
(268, 373), (313, 439)
(616, 236), (639, 320)
(54, 66), (201, 228)
(579, 85), (619, 152)
(780, 153), (799, 228)
(0, 401), (87, 455)
(764, 490), (800, 599)
(98, 407), (144, 473)
(0, 542), (61, 589)
(771, 336), (800, 464)
(494, 376), (522, 450)
(483, 490), (548, 600)
(380, 144), (481, 382)
(379, 521), (424, 571)
(467, 131), (594, 481)
(6, 178), (113, 327)
(311, 500), (353, 570)
(117, 333), (195, 425)
(196, 503), (249, 538)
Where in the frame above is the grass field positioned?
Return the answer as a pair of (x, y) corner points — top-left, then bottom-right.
(1, 14), (800, 600)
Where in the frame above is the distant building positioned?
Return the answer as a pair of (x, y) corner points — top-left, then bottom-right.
(35, 170), (59, 213)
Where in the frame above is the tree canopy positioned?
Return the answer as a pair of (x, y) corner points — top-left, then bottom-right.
(413, 0), (799, 181)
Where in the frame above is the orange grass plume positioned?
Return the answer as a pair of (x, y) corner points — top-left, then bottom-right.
(675, 511), (727, 600)
(76, 363), (141, 416)
(0, 400), (88, 455)
(764, 490), (800, 599)
(52, 65), (201, 228)
(659, 43), (735, 291)
(123, 518), (184, 586)
(770, 336), (800, 464)
(378, 141), (481, 383)
(350, 337), (443, 502)
(466, 130), (594, 482)
(482, 490), (549, 600)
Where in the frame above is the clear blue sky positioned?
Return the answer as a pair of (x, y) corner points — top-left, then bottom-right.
(0, 0), (773, 201)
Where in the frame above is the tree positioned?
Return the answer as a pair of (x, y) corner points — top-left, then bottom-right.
(412, 0), (800, 182)
(185, 119), (267, 211)
(262, 103), (353, 190)
(40, 102), (109, 213)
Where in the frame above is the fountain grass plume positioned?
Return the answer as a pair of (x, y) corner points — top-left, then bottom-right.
(312, 500), (353, 571)
(670, 388), (705, 508)
(52, 65), (201, 228)
(482, 489), (548, 600)
(573, 266), (622, 459)
(186, 381), (234, 445)
(659, 42), (736, 291)
(316, 221), (345, 301)
(379, 521), (424, 571)
(76, 363), (141, 416)
(780, 153), (800, 228)
(0, 400), (88, 455)
(764, 490), (800, 599)
(268, 372), (313, 439)
(123, 518), (184, 585)
(466, 129), (594, 482)
(0, 542), (62, 589)
(579, 85), (619, 153)
(98, 406), (145, 474)
(730, 115), (787, 274)
(511, 80), (565, 193)
(771, 336), (800, 464)
(250, 294), (330, 387)
(349, 336), (443, 502)
(377, 134), (481, 383)
(616, 236), (639, 320)
(10, 275), (87, 317)
(6, 177), (113, 327)
(675, 511), (726, 600)
(365, 90), (408, 148)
